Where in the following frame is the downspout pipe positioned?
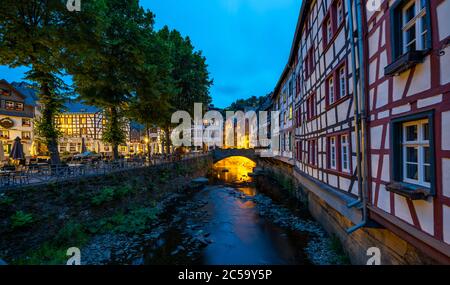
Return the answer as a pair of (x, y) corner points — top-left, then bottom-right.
(346, 0), (370, 234)
(346, 0), (363, 207)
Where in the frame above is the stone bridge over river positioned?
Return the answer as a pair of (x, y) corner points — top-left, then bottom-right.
(212, 148), (257, 163)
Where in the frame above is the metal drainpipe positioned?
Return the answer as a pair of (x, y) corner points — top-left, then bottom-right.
(346, 0), (363, 207)
(346, 0), (370, 234)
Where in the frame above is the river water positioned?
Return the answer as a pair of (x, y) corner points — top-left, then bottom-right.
(143, 157), (340, 265)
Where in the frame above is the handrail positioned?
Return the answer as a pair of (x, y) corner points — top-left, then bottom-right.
(0, 152), (210, 190)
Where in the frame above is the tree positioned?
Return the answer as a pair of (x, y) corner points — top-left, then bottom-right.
(0, 0), (75, 164)
(68, 0), (155, 160)
(127, 31), (175, 158)
(156, 27), (213, 153)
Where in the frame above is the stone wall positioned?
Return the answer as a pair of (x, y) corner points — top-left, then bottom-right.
(257, 158), (440, 265)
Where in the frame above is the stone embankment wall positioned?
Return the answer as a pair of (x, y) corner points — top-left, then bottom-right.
(256, 158), (439, 265)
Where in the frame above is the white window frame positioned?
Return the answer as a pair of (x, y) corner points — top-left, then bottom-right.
(401, 0), (428, 54)
(341, 134), (350, 172)
(402, 119), (430, 187)
(339, 66), (346, 99)
(328, 77), (335, 105)
(330, 136), (337, 169)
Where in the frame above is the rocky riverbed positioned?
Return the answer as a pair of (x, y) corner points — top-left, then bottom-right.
(79, 183), (348, 265)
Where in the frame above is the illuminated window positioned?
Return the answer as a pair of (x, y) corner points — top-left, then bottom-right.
(5, 101), (14, 110)
(15, 102), (23, 111)
(81, 117), (87, 124)
(0, 130), (9, 139)
(22, 118), (31, 127)
(289, 105), (293, 120)
(22, 131), (31, 140)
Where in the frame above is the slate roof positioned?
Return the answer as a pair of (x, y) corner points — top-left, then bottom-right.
(63, 100), (101, 114)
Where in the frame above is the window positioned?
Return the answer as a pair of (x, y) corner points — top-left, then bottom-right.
(80, 127), (88, 135)
(328, 77), (335, 105)
(22, 118), (31, 127)
(337, 0), (344, 26)
(308, 140), (317, 166)
(307, 93), (316, 120)
(81, 117), (87, 124)
(289, 105), (293, 120)
(296, 73), (301, 95)
(0, 130), (9, 139)
(339, 66), (347, 99)
(22, 131), (31, 140)
(289, 80), (293, 98)
(341, 135), (350, 172)
(308, 48), (314, 77)
(402, 0), (428, 53)
(401, 119), (431, 187)
(390, 112), (435, 198)
(327, 18), (332, 41)
(5, 101), (14, 110)
(15, 102), (23, 111)
(70, 143), (77, 152)
(329, 136), (337, 169)
(386, 0), (431, 75)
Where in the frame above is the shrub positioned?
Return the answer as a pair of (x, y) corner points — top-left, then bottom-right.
(0, 195), (14, 206)
(95, 206), (160, 235)
(14, 243), (67, 265)
(114, 184), (133, 198)
(11, 211), (34, 229)
(91, 187), (115, 206)
(54, 222), (89, 246)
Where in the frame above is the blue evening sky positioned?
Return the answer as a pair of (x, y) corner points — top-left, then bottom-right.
(0, 0), (301, 109)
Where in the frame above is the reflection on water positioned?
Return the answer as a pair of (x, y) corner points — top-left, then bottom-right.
(200, 157), (309, 265)
(213, 156), (256, 184)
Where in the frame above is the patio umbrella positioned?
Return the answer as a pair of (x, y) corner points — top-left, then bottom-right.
(0, 142), (4, 161)
(81, 137), (87, 153)
(10, 137), (24, 160)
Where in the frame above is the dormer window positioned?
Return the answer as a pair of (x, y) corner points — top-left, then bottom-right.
(5, 101), (14, 110)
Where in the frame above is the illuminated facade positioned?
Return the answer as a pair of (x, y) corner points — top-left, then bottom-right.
(56, 101), (162, 156)
(0, 80), (39, 158)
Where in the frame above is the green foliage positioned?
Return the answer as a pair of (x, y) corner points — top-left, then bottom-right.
(226, 95), (268, 111)
(10, 211), (34, 229)
(94, 206), (160, 235)
(14, 242), (67, 265)
(158, 169), (170, 184)
(54, 222), (89, 247)
(91, 187), (116, 206)
(0, 195), (14, 206)
(90, 184), (135, 206)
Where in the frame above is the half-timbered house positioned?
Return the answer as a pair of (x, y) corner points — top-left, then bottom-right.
(365, 0), (450, 263)
(270, 0), (450, 263)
